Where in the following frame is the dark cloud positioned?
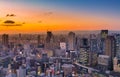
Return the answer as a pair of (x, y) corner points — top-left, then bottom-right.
(6, 14), (16, 17)
(4, 20), (15, 24)
(1, 20), (22, 26)
(22, 22), (26, 24)
(44, 12), (53, 16)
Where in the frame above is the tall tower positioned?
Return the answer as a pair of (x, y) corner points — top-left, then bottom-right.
(68, 32), (75, 50)
(115, 34), (120, 59)
(100, 30), (108, 54)
(105, 36), (116, 59)
(46, 31), (53, 43)
(2, 34), (9, 46)
(37, 35), (41, 44)
(79, 38), (90, 65)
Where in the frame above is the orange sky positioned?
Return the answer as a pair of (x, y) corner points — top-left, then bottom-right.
(0, 1), (120, 34)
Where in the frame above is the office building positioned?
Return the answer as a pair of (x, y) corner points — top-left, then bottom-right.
(2, 34), (9, 46)
(79, 48), (89, 66)
(60, 42), (66, 50)
(46, 31), (53, 43)
(113, 57), (120, 72)
(101, 30), (108, 39)
(115, 34), (120, 59)
(100, 30), (108, 54)
(68, 32), (75, 50)
(17, 66), (26, 77)
(98, 55), (111, 71)
(105, 36), (116, 59)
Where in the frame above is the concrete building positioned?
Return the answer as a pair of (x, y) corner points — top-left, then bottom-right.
(17, 66), (26, 77)
(115, 34), (120, 59)
(113, 57), (120, 72)
(79, 48), (89, 66)
(60, 42), (66, 50)
(101, 30), (108, 39)
(46, 31), (53, 43)
(105, 36), (116, 59)
(2, 34), (9, 46)
(100, 30), (108, 54)
(68, 32), (75, 51)
(62, 64), (75, 76)
(98, 55), (111, 71)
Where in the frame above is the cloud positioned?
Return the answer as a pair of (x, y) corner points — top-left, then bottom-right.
(6, 14), (16, 17)
(22, 22), (26, 24)
(38, 21), (42, 23)
(44, 12), (53, 16)
(4, 20), (15, 24)
(0, 20), (22, 26)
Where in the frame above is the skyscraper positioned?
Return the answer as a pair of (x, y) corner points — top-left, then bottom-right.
(79, 38), (90, 65)
(90, 34), (98, 52)
(115, 34), (120, 59)
(105, 36), (116, 59)
(2, 34), (9, 46)
(68, 32), (75, 50)
(37, 35), (41, 44)
(46, 31), (53, 43)
(100, 30), (108, 54)
(101, 30), (108, 39)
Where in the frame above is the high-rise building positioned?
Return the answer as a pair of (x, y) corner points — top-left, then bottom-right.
(115, 34), (120, 59)
(79, 38), (90, 65)
(105, 36), (116, 59)
(90, 34), (98, 52)
(37, 35), (41, 44)
(81, 38), (89, 47)
(103, 36), (116, 71)
(100, 30), (108, 54)
(89, 51), (98, 66)
(68, 32), (75, 50)
(79, 48), (89, 66)
(98, 55), (111, 71)
(46, 31), (53, 43)
(101, 30), (108, 39)
(2, 34), (9, 46)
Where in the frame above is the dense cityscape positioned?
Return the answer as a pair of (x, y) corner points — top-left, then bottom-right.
(0, 30), (120, 77)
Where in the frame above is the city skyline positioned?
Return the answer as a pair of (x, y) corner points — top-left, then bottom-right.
(0, 0), (120, 33)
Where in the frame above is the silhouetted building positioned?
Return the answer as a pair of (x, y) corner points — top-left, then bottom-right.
(68, 32), (75, 50)
(46, 31), (53, 43)
(37, 35), (41, 44)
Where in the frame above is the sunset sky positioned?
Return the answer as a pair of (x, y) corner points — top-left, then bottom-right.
(0, 0), (120, 33)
